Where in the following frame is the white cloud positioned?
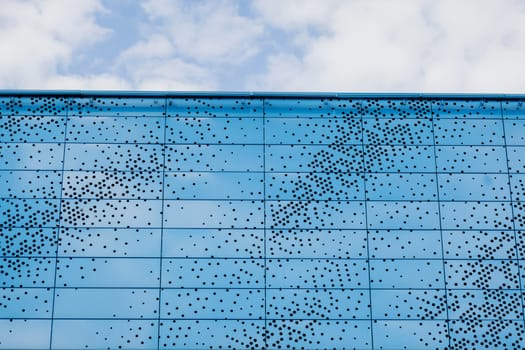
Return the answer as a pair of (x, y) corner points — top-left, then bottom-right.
(252, 0), (341, 31)
(103, 0), (264, 90)
(44, 74), (131, 90)
(0, 0), (111, 88)
(142, 0), (264, 64)
(115, 35), (216, 91)
(251, 0), (525, 92)
(125, 57), (216, 91)
(0, 0), (524, 92)
(252, 54), (303, 91)
(118, 35), (175, 62)
(0, 0), (218, 90)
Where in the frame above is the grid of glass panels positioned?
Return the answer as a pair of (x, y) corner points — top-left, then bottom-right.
(1, 94), (525, 349)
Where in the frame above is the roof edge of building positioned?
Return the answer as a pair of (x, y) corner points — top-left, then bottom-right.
(0, 90), (524, 99)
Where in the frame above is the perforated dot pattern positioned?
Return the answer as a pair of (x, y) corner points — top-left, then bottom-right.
(1, 94), (525, 349)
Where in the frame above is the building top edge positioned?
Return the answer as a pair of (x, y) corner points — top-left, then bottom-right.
(0, 90), (524, 99)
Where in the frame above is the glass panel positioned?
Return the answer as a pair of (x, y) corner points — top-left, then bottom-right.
(361, 99), (432, 119)
(266, 145), (364, 172)
(161, 258), (264, 288)
(62, 171), (162, 199)
(51, 320), (158, 349)
(0, 170), (62, 199)
(0, 288), (53, 317)
(363, 118), (433, 145)
(438, 174), (510, 201)
(370, 260), (444, 289)
(264, 98), (360, 118)
(369, 230), (442, 259)
(431, 99), (500, 119)
(504, 120), (525, 145)
(267, 201), (365, 229)
(267, 289), (370, 319)
(0, 143), (64, 170)
(166, 117), (263, 144)
(61, 199), (163, 228)
(508, 146), (525, 173)
(366, 173), (436, 200)
(502, 99), (525, 119)
(56, 258), (160, 288)
(1, 258), (55, 287)
(0, 320), (51, 349)
(66, 116), (164, 143)
(64, 144), (163, 171)
(364, 146), (435, 172)
(448, 290), (522, 319)
(0, 116), (66, 142)
(53, 289), (158, 318)
(161, 289), (264, 319)
(449, 321), (524, 349)
(267, 229), (367, 259)
(373, 321), (448, 349)
(0, 199), (60, 228)
(0, 96), (68, 116)
(265, 117), (363, 145)
(267, 172), (364, 200)
(162, 229), (263, 258)
(69, 97), (165, 116)
(165, 145), (263, 172)
(1, 228), (57, 257)
(266, 259), (369, 288)
(158, 320), (264, 349)
(510, 174), (525, 201)
(266, 320), (371, 348)
(445, 260), (519, 289)
(443, 230), (516, 259)
(168, 97), (263, 117)
(163, 200), (264, 228)
(58, 228), (161, 257)
(440, 202), (513, 230)
(434, 119), (504, 145)
(367, 202), (440, 229)
(164, 172), (263, 200)
(371, 290), (447, 319)
(436, 146), (507, 173)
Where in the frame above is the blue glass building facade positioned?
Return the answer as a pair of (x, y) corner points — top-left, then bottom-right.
(1, 92), (525, 349)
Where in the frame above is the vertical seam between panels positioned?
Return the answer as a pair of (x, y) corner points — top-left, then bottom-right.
(48, 96), (69, 350)
(263, 97), (268, 349)
(430, 98), (452, 349)
(500, 100), (525, 333)
(359, 100), (374, 349)
(156, 97), (168, 349)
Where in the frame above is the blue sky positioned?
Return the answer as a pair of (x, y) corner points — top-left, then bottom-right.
(1, 0), (525, 92)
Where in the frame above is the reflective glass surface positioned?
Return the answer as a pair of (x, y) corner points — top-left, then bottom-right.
(1, 94), (524, 349)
